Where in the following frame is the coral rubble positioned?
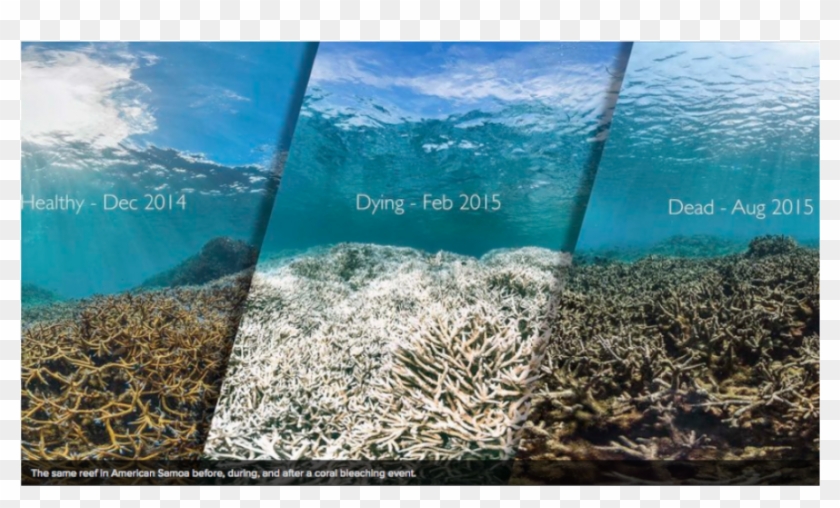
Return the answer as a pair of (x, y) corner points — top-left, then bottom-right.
(22, 276), (250, 460)
(515, 236), (819, 478)
(204, 243), (571, 460)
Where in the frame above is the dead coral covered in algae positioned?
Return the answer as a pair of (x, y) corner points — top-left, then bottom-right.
(204, 243), (570, 460)
(515, 236), (819, 482)
(22, 276), (250, 460)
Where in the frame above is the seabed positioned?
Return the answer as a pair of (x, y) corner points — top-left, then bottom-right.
(22, 236), (819, 474)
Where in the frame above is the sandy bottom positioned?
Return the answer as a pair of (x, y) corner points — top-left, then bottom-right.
(204, 243), (570, 460)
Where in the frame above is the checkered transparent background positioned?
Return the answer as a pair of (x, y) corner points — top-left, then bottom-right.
(0, 0), (837, 505)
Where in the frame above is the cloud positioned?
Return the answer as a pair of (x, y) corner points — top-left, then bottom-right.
(22, 142), (279, 198)
(189, 86), (251, 111)
(309, 44), (622, 110)
(304, 44), (627, 136)
(21, 45), (157, 149)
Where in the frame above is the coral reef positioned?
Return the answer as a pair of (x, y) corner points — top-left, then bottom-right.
(515, 236), (819, 479)
(576, 235), (748, 263)
(22, 283), (61, 308)
(141, 237), (258, 288)
(745, 234), (799, 258)
(22, 284), (79, 325)
(21, 275), (251, 460)
(204, 243), (570, 460)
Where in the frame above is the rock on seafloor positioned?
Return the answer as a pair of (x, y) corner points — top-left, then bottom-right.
(141, 236), (259, 289)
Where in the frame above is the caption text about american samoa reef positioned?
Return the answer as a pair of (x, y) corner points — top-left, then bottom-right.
(29, 467), (414, 480)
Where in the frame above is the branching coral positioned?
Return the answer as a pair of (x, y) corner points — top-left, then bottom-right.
(204, 243), (570, 460)
(516, 236), (819, 471)
(364, 301), (549, 459)
(22, 276), (250, 460)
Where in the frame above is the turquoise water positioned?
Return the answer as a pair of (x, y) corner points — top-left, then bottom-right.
(576, 43), (820, 256)
(259, 42), (632, 260)
(21, 42), (820, 301)
(21, 42), (317, 299)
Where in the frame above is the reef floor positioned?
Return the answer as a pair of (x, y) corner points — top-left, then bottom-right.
(204, 243), (571, 461)
(513, 236), (819, 484)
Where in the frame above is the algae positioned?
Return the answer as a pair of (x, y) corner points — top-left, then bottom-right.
(515, 236), (819, 481)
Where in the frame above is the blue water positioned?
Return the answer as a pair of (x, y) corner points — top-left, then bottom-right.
(21, 42), (317, 299)
(576, 43), (820, 255)
(23, 42), (818, 300)
(259, 42), (632, 260)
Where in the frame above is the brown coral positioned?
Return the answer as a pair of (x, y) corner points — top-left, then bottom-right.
(515, 238), (819, 474)
(21, 276), (250, 460)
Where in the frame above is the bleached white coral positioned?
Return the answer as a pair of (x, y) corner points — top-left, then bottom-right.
(204, 243), (570, 460)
